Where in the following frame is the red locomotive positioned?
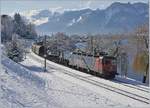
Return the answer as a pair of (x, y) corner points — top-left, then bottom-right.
(69, 52), (117, 79)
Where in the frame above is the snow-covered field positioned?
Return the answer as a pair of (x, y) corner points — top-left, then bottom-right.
(1, 51), (150, 108)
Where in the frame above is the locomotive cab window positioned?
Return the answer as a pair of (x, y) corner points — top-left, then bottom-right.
(103, 58), (117, 65)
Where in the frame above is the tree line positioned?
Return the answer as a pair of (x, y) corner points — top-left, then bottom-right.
(1, 13), (37, 42)
(1, 13), (37, 62)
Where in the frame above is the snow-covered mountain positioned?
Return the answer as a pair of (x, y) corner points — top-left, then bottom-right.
(21, 2), (148, 34)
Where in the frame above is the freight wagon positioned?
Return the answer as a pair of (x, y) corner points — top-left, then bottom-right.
(32, 43), (117, 79)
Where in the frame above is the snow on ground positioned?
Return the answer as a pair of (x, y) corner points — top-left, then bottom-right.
(1, 50), (150, 108)
(0, 62), (58, 108)
(20, 54), (131, 108)
(1, 56), (132, 108)
(21, 51), (150, 107)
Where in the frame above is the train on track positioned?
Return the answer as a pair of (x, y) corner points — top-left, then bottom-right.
(32, 42), (117, 79)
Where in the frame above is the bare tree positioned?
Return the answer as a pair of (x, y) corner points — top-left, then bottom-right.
(133, 24), (149, 83)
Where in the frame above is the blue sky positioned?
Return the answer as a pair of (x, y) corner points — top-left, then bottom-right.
(1, 0), (149, 14)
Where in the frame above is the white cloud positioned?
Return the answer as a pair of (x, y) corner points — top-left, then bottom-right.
(20, 9), (42, 18)
(20, 9), (49, 25)
(48, 6), (64, 14)
(33, 17), (49, 25)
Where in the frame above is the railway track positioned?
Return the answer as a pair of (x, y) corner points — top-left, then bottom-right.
(113, 79), (150, 93)
(29, 52), (150, 104)
(47, 65), (149, 104)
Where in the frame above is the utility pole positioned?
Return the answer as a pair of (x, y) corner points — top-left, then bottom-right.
(24, 39), (27, 59)
(44, 35), (47, 72)
(90, 36), (93, 55)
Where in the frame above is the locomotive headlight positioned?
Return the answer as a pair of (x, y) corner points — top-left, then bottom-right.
(99, 56), (103, 59)
(44, 54), (47, 57)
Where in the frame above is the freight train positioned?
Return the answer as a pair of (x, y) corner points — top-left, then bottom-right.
(32, 43), (117, 79)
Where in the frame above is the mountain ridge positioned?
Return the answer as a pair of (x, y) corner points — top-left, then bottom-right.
(21, 2), (148, 35)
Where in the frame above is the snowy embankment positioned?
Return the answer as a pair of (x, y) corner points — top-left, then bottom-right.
(0, 59), (58, 108)
(1, 55), (45, 88)
(1, 47), (149, 108)
(0, 55), (130, 108)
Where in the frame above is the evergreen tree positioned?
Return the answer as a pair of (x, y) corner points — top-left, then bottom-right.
(1, 15), (14, 42)
(13, 13), (37, 39)
(13, 13), (26, 37)
(26, 23), (37, 39)
(6, 34), (24, 62)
